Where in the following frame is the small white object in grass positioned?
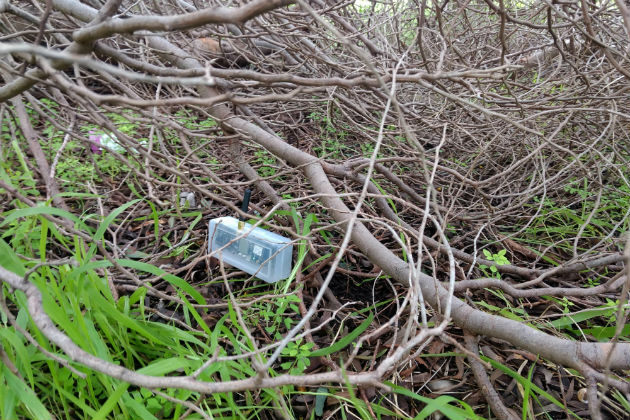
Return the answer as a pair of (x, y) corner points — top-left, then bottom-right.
(99, 133), (123, 152)
(89, 131), (124, 153)
(180, 191), (196, 208)
(577, 388), (588, 403)
(88, 130), (147, 154)
(427, 379), (456, 392)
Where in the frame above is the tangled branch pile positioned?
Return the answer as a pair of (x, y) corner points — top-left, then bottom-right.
(1, 0), (629, 418)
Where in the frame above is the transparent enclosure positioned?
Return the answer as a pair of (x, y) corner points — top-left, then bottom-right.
(208, 217), (293, 283)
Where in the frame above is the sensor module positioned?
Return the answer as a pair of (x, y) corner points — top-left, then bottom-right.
(208, 217), (293, 283)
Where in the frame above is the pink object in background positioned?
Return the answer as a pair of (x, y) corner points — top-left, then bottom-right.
(88, 131), (102, 154)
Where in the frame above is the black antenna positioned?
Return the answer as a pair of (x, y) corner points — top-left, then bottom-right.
(240, 189), (251, 220)
(238, 189), (251, 230)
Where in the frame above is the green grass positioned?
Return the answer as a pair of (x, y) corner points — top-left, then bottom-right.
(0, 201), (290, 419)
(507, 170), (629, 260)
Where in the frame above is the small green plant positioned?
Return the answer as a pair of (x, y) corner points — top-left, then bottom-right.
(281, 193), (299, 209)
(245, 292), (317, 374)
(309, 110), (352, 159)
(106, 111), (141, 137)
(545, 296), (575, 314)
(280, 338), (314, 374)
(360, 140), (375, 157)
(198, 117), (217, 128)
(172, 110), (216, 130)
(558, 296), (575, 314)
(255, 294), (301, 337)
(479, 249), (510, 278)
(42, 134), (129, 191)
(563, 177), (589, 199)
(315, 137), (346, 159)
(253, 148), (278, 177)
(167, 243), (194, 258)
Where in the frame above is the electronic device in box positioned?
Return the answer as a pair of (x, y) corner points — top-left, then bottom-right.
(208, 216), (293, 283)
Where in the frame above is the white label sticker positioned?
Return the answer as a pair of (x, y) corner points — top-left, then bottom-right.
(253, 245), (263, 256)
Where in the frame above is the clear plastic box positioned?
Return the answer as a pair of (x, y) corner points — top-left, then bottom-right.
(208, 216), (293, 283)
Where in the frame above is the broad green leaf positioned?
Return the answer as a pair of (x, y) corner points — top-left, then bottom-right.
(138, 357), (195, 375)
(116, 259), (206, 305)
(549, 305), (620, 328)
(0, 205), (87, 231)
(0, 238), (25, 276)
(89, 291), (166, 346)
(582, 324), (630, 340)
(310, 312), (374, 357)
(93, 382), (129, 420)
(416, 395), (469, 420)
(86, 199), (141, 260)
(123, 394), (159, 420)
(147, 200), (160, 241)
(2, 364), (52, 420)
(315, 387), (328, 416)
(0, 379), (17, 420)
(0, 328), (34, 387)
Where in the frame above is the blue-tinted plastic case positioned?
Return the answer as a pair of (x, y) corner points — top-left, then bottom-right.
(208, 217), (293, 283)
